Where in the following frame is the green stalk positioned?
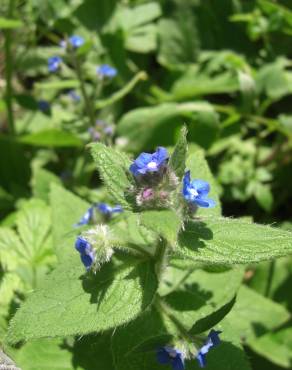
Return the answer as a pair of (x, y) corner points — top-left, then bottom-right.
(154, 238), (168, 282)
(71, 51), (95, 127)
(4, 0), (16, 135)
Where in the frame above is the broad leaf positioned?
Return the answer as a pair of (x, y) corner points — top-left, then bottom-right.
(50, 184), (90, 261)
(89, 143), (133, 209)
(220, 286), (290, 343)
(19, 129), (83, 147)
(169, 126), (187, 179)
(160, 266), (243, 333)
(7, 257), (157, 343)
(175, 217), (292, 265)
(15, 338), (73, 370)
(248, 327), (292, 368)
(117, 102), (217, 152)
(140, 210), (181, 246)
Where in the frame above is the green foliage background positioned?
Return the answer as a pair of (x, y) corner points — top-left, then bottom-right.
(1, 0), (292, 369)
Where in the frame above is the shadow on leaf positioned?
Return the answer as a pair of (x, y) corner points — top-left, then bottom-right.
(178, 221), (213, 251)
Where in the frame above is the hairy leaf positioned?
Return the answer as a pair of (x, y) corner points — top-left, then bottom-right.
(175, 217), (292, 265)
(89, 143), (133, 209)
(7, 257), (157, 343)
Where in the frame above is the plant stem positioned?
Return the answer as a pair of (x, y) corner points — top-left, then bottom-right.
(154, 238), (168, 282)
(71, 52), (96, 127)
(4, 0), (16, 135)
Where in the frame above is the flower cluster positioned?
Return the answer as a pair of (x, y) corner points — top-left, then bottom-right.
(129, 146), (215, 210)
(157, 330), (222, 370)
(75, 203), (123, 227)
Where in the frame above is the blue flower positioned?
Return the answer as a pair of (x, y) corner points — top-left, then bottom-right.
(38, 100), (50, 112)
(182, 171), (215, 208)
(97, 64), (117, 78)
(157, 347), (185, 370)
(48, 56), (62, 72)
(69, 35), (84, 48)
(75, 206), (94, 227)
(75, 236), (95, 270)
(97, 203), (123, 216)
(68, 90), (81, 102)
(196, 330), (222, 368)
(130, 147), (169, 176)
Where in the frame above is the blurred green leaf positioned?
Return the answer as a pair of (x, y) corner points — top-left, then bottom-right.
(0, 17), (23, 29)
(19, 129), (83, 147)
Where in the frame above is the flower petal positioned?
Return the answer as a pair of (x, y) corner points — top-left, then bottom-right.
(172, 356), (185, 370)
(196, 352), (206, 368)
(195, 197), (216, 208)
(157, 348), (170, 364)
(81, 253), (94, 270)
(191, 179), (210, 196)
(153, 147), (169, 165)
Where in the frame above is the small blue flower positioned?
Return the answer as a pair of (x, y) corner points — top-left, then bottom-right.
(48, 56), (62, 72)
(69, 35), (84, 48)
(97, 203), (123, 216)
(68, 90), (81, 102)
(38, 100), (50, 112)
(75, 206), (94, 227)
(130, 147), (169, 177)
(157, 347), (185, 370)
(182, 171), (215, 208)
(75, 236), (95, 270)
(196, 330), (222, 368)
(97, 64), (117, 78)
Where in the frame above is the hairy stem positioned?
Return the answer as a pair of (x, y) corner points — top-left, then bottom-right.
(154, 238), (168, 282)
(4, 0), (16, 135)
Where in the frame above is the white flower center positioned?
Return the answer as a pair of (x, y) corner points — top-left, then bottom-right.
(189, 188), (199, 197)
(147, 161), (157, 170)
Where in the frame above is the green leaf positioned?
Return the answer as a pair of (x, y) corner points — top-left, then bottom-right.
(16, 199), (52, 264)
(15, 338), (73, 370)
(89, 143), (133, 209)
(34, 79), (79, 91)
(175, 217), (292, 265)
(140, 210), (181, 246)
(161, 266), (243, 333)
(186, 145), (221, 216)
(248, 327), (292, 368)
(169, 126), (187, 179)
(7, 257), (157, 343)
(0, 17), (23, 29)
(220, 286), (290, 343)
(112, 308), (170, 370)
(254, 183), (273, 213)
(117, 102), (217, 152)
(50, 184), (90, 261)
(71, 333), (115, 370)
(158, 13), (199, 67)
(19, 129), (83, 147)
(31, 167), (62, 203)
